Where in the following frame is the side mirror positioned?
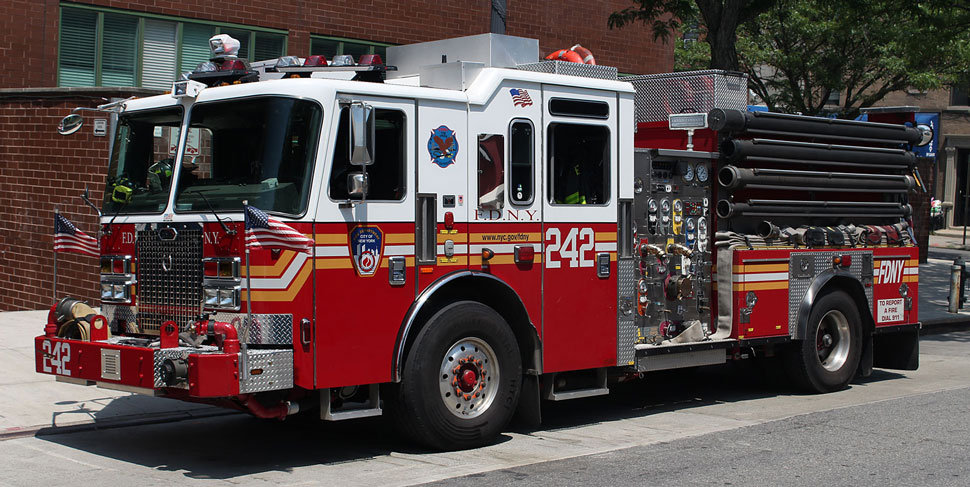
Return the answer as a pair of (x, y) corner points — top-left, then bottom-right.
(347, 172), (368, 198)
(58, 113), (84, 135)
(349, 103), (375, 166)
(916, 123), (934, 147)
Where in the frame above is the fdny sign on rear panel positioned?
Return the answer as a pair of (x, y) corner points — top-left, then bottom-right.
(350, 226), (383, 277)
(877, 298), (904, 323)
(877, 259), (905, 284)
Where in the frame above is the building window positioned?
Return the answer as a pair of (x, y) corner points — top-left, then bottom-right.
(952, 83), (970, 106)
(310, 36), (392, 62)
(59, 5), (287, 89)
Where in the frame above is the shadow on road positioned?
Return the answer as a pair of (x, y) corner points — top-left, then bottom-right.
(37, 356), (907, 480)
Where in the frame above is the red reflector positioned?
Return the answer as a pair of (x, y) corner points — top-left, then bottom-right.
(358, 54), (383, 65)
(514, 245), (535, 263)
(444, 211), (454, 230)
(839, 255), (852, 267)
(220, 59), (247, 71)
(204, 260), (219, 277)
(112, 259), (124, 274)
(304, 55), (328, 67)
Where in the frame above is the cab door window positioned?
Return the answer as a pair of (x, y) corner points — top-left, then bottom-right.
(548, 123), (610, 205)
(509, 120), (534, 205)
(329, 108), (406, 201)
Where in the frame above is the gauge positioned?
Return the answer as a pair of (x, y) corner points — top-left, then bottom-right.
(647, 198), (658, 212)
(696, 164), (709, 183)
(661, 198), (671, 213)
(673, 199), (683, 212)
(683, 164), (695, 183)
(635, 177), (644, 194)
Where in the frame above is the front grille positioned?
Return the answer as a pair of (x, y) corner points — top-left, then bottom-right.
(136, 223), (203, 334)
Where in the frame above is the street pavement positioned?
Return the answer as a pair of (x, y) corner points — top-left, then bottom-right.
(1, 234), (969, 441)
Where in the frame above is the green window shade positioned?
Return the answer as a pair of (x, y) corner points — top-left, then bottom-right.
(310, 38), (339, 59)
(181, 23), (215, 74)
(342, 41), (371, 60)
(220, 28), (250, 60)
(254, 32), (285, 61)
(59, 8), (97, 87)
(142, 19), (177, 89)
(101, 13), (138, 86)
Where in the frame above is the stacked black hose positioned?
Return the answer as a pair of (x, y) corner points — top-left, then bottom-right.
(709, 109), (922, 146)
(715, 220), (912, 249)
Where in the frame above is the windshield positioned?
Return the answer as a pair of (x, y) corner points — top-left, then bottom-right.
(173, 97), (322, 216)
(103, 107), (184, 214)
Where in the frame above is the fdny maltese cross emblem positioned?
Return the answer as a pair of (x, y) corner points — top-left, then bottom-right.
(428, 125), (459, 168)
(349, 226), (384, 277)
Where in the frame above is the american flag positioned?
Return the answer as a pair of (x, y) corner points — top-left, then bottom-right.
(510, 88), (533, 107)
(54, 213), (99, 257)
(244, 205), (313, 254)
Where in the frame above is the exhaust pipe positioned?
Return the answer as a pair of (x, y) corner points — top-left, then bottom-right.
(720, 138), (916, 169)
(718, 165), (916, 193)
(709, 109), (922, 145)
(717, 199), (912, 219)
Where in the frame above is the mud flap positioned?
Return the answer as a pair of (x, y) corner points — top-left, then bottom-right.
(872, 327), (919, 371)
(512, 373), (541, 427)
(857, 333), (873, 378)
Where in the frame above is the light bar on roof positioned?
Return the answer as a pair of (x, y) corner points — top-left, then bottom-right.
(668, 112), (708, 130)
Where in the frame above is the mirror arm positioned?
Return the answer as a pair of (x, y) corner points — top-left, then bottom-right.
(80, 187), (102, 218)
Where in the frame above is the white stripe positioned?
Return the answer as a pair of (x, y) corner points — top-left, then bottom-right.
(594, 242), (617, 252)
(243, 252), (308, 290)
(904, 267), (918, 275)
(468, 243), (529, 254)
(315, 246), (350, 257)
(437, 244), (470, 254)
(732, 272), (789, 283)
(385, 245), (415, 256)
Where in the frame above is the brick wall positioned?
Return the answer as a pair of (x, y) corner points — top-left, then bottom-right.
(0, 89), (154, 311)
(0, 0), (673, 89)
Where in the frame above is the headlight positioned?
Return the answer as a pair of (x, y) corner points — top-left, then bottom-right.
(203, 286), (239, 311)
(101, 283), (113, 300)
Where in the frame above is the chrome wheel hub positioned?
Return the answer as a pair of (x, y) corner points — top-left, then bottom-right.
(816, 310), (850, 372)
(439, 337), (498, 419)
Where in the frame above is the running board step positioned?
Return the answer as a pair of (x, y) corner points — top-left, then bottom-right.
(544, 368), (609, 401)
(321, 384), (382, 421)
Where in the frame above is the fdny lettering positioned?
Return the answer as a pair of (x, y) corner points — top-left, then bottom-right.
(121, 232), (135, 244)
(877, 259), (905, 284)
(202, 231), (222, 245)
(475, 209), (539, 221)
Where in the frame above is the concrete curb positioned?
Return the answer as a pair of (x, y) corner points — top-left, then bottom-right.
(0, 408), (241, 441)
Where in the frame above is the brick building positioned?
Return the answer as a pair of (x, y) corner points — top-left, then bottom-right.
(0, 1), (673, 310)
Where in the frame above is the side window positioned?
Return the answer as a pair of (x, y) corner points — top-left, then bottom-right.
(329, 107), (406, 200)
(509, 120), (534, 205)
(478, 134), (504, 210)
(548, 123), (610, 205)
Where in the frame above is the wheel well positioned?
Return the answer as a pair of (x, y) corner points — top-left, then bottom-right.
(396, 273), (540, 381)
(807, 275), (875, 338)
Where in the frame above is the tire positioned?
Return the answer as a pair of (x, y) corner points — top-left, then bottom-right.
(387, 301), (521, 450)
(785, 290), (862, 393)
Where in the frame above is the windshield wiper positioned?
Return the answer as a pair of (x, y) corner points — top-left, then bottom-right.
(192, 190), (236, 235)
(104, 198), (130, 236)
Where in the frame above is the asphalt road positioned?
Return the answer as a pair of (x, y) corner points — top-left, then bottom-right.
(1, 332), (967, 486)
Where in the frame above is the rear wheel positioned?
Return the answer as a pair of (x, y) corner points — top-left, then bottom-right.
(388, 301), (521, 450)
(786, 290), (862, 393)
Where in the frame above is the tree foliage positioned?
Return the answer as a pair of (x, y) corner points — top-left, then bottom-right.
(741, 0), (970, 118)
(608, 0), (776, 70)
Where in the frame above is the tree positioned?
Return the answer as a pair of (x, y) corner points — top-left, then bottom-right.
(741, 0), (970, 118)
(608, 0), (777, 70)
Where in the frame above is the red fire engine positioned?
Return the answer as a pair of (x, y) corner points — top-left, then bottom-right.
(39, 34), (930, 450)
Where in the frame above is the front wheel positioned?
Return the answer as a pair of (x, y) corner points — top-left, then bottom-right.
(785, 290), (862, 393)
(388, 301), (521, 450)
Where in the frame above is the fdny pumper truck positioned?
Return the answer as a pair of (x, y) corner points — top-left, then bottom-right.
(39, 34), (930, 450)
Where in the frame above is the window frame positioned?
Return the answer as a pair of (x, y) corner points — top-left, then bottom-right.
(58, 3), (287, 88)
(309, 34), (394, 60)
(326, 105), (409, 203)
(546, 122), (612, 207)
(508, 118), (535, 206)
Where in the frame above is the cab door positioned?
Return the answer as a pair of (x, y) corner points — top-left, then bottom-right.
(541, 86), (618, 373)
(315, 95), (415, 388)
(467, 81), (543, 334)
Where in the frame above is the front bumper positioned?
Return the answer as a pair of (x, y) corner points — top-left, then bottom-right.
(35, 336), (293, 397)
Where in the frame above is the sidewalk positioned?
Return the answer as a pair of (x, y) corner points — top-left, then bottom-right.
(2, 247), (969, 440)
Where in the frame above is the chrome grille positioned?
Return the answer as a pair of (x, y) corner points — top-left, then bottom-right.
(136, 223), (203, 334)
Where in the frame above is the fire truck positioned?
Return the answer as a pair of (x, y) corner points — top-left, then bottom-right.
(39, 34), (929, 450)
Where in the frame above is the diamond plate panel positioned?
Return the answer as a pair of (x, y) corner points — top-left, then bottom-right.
(517, 60), (618, 80)
(623, 70), (748, 123)
(211, 313), (293, 345)
(788, 250), (872, 336)
(617, 258), (637, 366)
(151, 345), (220, 388)
(239, 349), (293, 393)
(102, 304), (137, 333)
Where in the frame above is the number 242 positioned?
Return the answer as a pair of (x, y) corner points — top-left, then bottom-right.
(545, 227), (595, 268)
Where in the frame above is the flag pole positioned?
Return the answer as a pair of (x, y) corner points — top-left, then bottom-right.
(241, 201), (251, 381)
(53, 207), (58, 303)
